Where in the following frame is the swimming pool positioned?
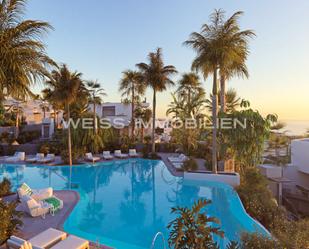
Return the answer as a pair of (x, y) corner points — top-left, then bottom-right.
(0, 159), (268, 249)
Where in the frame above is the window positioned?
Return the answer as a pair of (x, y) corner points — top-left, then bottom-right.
(102, 106), (116, 116)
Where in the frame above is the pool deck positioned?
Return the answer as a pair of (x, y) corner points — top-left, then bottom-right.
(2, 191), (113, 249)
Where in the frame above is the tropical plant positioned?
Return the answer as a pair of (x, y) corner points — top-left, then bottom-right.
(214, 10), (255, 113)
(119, 70), (145, 139)
(0, 200), (23, 245)
(5, 100), (24, 138)
(219, 101), (277, 170)
(45, 64), (82, 166)
(207, 89), (242, 114)
(182, 157), (198, 172)
(185, 9), (254, 173)
(0, 0), (56, 101)
(184, 11), (222, 173)
(241, 233), (280, 249)
(167, 199), (223, 249)
(38, 100), (49, 119)
(0, 178), (12, 197)
(86, 80), (106, 134)
(137, 48), (177, 153)
(236, 167), (283, 229)
(176, 72), (203, 104)
(134, 106), (152, 142)
(167, 86), (207, 154)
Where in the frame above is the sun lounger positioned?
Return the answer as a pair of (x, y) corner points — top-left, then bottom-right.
(26, 153), (45, 163)
(102, 151), (114, 160)
(18, 182), (53, 201)
(50, 235), (90, 249)
(5, 152), (25, 162)
(168, 153), (188, 162)
(114, 150), (128, 158)
(22, 195), (51, 218)
(85, 153), (100, 163)
(129, 149), (138, 157)
(37, 154), (55, 164)
(7, 228), (67, 249)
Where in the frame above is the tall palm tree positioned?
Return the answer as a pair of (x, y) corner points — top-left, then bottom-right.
(46, 65), (82, 166)
(136, 48), (177, 153)
(177, 72), (203, 104)
(0, 0), (56, 101)
(86, 80), (106, 134)
(119, 70), (145, 139)
(216, 11), (255, 112)
(185, 11), (224, 173)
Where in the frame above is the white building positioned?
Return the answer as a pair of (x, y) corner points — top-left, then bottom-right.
(291, 138), (309, 174)
(3, 97), (62, 125)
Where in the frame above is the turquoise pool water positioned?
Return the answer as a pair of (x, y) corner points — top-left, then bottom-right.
(0, 159), (268, 249)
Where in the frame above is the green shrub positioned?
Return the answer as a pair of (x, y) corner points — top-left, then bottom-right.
(0, 178), (12, 197)
(38, 141), (62, 155)
(204, 160), (212, 171)
(61, 148), (83, 164)
(182, 157), (198, 172)
(241, 233), (280, 249)
(17, 130), (40, 144)
(149, 152), (161, 160)
(0, 200), (23, 245)
(236, 167), (281, 229)
(271, 217), (309, 249)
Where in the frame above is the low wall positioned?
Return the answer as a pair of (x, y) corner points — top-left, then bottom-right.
(184, 171), (240, 187)
(1, 144), (39, 156)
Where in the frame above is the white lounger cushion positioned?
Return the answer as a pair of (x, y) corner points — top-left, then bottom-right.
(29, 228), (67, 249)
(114, 150), (128, 158)
(85, 153), (100, 162)
(50, 235), (89, 249)
(6, 152), (25, 162)
(102, 151), (113, 159)
(26, 153), (44, 163)
(37, 154), (55, 163)
(129, 149), (138, 157)
(18, 183), (53, 201)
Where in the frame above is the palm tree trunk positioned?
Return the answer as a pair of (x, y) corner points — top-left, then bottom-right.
(15, 111), (19, 139)
(212, 69), (218, 174)
(131, 86), (135, 140)
(67, 104), (73, 166)
(152, 89), (156, 154)
(220, 73), (226, 113)
(93, 102), (97, 134)
(53, 109), (57, 132)
(141, 127), (144, 142)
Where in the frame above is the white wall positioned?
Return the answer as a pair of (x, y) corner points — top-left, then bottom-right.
(291, 139), (309, 174)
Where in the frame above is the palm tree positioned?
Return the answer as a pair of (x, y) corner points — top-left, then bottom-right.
(86, 80), (106, 134)
(185, 11), (223, 173)
(0, 0), (56, 101)
(119, 70), (145, 139)
(177, 72), (203, 104)
(184, 9), (254, 173)
(135, 106), (152, 142)
(216, 11), (255, 113)
(46, 65), (82, 166)
(136, 48), (177, 153)
(206, 88), (242, 113)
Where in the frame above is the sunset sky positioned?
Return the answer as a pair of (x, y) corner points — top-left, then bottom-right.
(27, 0), (309, 120)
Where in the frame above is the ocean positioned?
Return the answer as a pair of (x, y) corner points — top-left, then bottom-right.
(280, 120), (309, 136)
